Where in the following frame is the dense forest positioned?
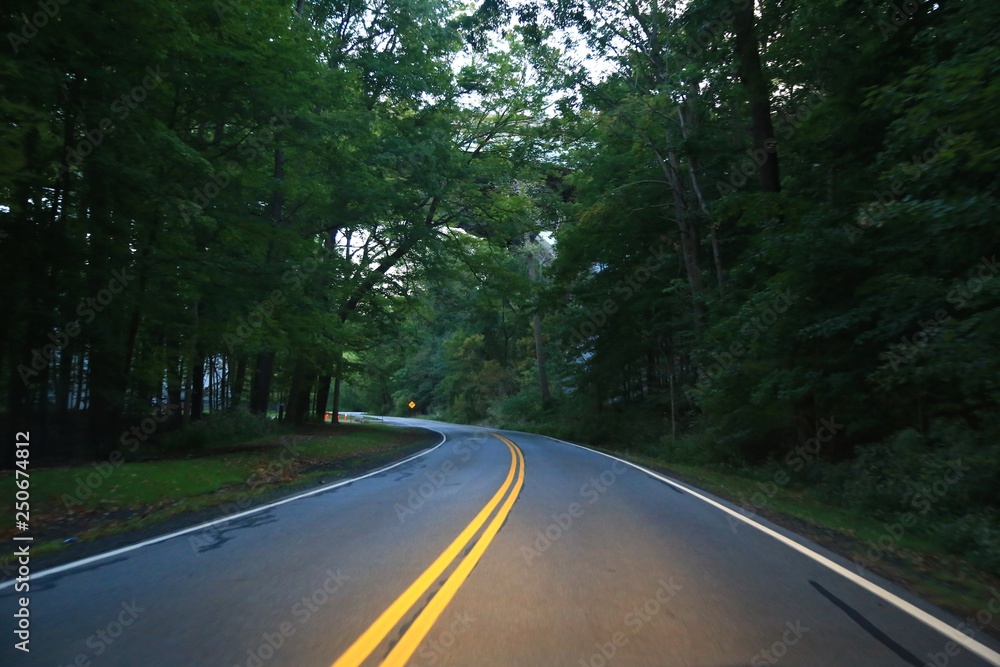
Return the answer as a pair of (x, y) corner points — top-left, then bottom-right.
(3, 1), (999, 569)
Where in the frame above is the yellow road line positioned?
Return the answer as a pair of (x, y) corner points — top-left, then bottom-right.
(381, 434), (524, 666)
(331, 436), (520, 667)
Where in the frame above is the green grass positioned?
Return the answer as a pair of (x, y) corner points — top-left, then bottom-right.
(30, 459), (248, 510)
(291, 424), (406, 456)
(1, 423), (437, 562)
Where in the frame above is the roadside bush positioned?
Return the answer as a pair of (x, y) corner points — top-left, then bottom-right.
(487, 389), (547, 430)
(656, 429), (735, 466)
(161, 409), (279, 454)
(934, 511), (1000, 577)
(838, 419), (1000, 521)
(838, 428), (932, 518)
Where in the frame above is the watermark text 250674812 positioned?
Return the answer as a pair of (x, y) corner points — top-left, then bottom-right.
(13, 431), (32, 653)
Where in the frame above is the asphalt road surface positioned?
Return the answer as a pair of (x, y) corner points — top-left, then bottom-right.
(4, 418), (1000, 666)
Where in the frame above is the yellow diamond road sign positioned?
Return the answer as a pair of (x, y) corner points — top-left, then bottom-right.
(408, 401), (416, 409)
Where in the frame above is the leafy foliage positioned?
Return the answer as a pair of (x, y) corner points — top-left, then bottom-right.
(4, 0), (999, 572)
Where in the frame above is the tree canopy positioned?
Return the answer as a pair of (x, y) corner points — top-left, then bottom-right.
(4, 0), (999, 571)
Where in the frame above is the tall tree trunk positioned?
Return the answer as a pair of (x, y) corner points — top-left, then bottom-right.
(249, 351), (275, 415)
(231, 356), (247, 408)
(89, 345), (126, 453)
(219, 357), (226, 411)
(190, 353), (205, 421)
(166, 349), (184, 428)
(55, 349), (72, 435)
(668, 360), (677, 445)
(75, 352), (87, 411)
(83, 170), (130, 451)
(666, 150), (702, 297)
(315, 374), (332, 421)
(286, 363), (302, 422)
(286, 358), (313, 425)
(678, 106), (725, 297)
(733, 3), (781, 195)
(524, 239), (551, 404)
(208, 357), (216, 413)
(247, 148), (287, 414)
(690, 155), (725, 297)
(530, 312), (551, 403)
(651, 142), (703, 327)
(331, 361), (343, 422)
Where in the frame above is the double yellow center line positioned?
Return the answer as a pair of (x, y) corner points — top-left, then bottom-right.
(332, 433), (524, 667)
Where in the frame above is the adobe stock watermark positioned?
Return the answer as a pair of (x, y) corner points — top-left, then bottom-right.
(843, 126), (957, 244)
(17, 266), (135, 385)
(521, 460), (628, 565)
(876, 0), (931, 41)
(570, 243), (669, 345)
(579, 577), (683, 667)
(682, 288), (797, 403)
(395, 439), (484, 523)
(56, 600), (145, 667)
(922, 587), (1000, 667)
(62, 400), (179, 510)
(750, 620), (810, 666)
(56, 66), (168, 176)
(881, 255), (997, 372)
(232, 568), (349, 667)
(416, 610), (475, 664)
(7, 0), (72, 53)
(178, 109), (292, 223)
(851, 459), (969, 574)
(727, 416), (844, 534)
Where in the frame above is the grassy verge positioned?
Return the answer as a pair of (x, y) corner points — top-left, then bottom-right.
(0, 422), (438, 568)
(598, 448), (1000, 636)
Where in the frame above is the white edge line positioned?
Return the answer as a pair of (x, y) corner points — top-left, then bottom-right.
(0, 428), (447, 590)
(537, 434), (1000, 666)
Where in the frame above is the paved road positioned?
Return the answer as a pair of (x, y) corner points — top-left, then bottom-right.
(4, 419), (1000, 666)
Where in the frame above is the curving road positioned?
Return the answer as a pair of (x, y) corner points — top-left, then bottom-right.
(4, 419), (1000, 666)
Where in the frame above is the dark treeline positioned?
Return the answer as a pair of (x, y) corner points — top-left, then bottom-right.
(1, 0), (551, 461)
(345, 0), (1000, 573)
(4, 1), (1000, 568)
